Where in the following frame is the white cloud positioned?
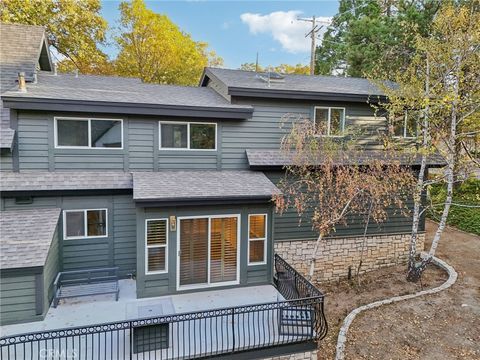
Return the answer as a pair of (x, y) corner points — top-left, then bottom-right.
(240, 11), (331, 54)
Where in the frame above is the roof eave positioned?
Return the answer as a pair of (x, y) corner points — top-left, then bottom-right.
(228, 87), (387, 103)
(134, 194), (274, 207)
(1, 97), (253, 120)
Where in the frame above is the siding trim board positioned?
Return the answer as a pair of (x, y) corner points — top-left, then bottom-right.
(228, 87), (387, 103)
(2, 97), (254, 120)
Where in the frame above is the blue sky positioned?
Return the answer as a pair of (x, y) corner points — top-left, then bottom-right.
(100, 0), (340, 69)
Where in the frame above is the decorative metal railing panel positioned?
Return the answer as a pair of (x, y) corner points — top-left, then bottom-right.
(0, 255), (327, 360)
(273, 254), (328, 341)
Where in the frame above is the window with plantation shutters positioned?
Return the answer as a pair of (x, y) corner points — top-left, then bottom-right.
(210, 217), (238, 283)
(146, 219), (168, 274)
(248, 214), (267, 265)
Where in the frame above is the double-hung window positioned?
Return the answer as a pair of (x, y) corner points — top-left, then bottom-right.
(55, 117), (123, 149)
(159, 121), (216, 150)
(248, 214), (267, 265)
(145, 219), (168, 274)
(393, 112), (416, 138)
(64, 209), (107, 240)
(314, 107), (345, 137)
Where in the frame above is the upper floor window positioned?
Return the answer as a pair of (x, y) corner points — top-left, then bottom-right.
(314, 107), (345, 137)
(393, 112), (416, 138)
(55, 117), (123, 149)
(159, 121), (216, 150)
(64, 209), (107, 240)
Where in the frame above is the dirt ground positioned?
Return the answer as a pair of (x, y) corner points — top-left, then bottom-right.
(314, 231), (448, 359)
(344, 221), (480, 360)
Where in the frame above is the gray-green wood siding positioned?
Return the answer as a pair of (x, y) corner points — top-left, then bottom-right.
(265, 170), (424, 241)
(0, 149), (13, 171)
(2, 194), (137, 277)
(136, 204), (273, 298)
(43, 227), (60, 313)
(0, 273), (40, 325)
(13, 101), (388, 172)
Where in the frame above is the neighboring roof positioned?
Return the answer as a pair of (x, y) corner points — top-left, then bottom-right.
(246, 149), (447, 168)
(2, 72), (254, 119)
(133, 170), (280, 203)
(0, 23), (52, 92)
(1, 23), (52, 149)
(0, 208), (61, 269)
(0, 171), (133, 193)
(201, 68), (386, 102)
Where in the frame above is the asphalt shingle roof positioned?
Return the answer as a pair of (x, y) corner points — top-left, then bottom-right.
(1, 23), (51, 149)
(0, 171), (133, 192)
(2, 72), (253, 111)
(0, 208), (61, 269)
(133, 170), (280, 202)
(246, 149), (446, 167)
(0, 23), (50, 92)
(204, 68), (384, 97)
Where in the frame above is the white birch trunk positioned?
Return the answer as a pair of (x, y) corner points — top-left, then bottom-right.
(308, 233), (323, 279)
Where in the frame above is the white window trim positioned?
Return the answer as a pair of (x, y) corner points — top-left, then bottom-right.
(63, 208), (108, 240)
(159, 121), (217, 151)
(313, 106), (346, 137)
(393, 112), (416, 139)
(145, 218), (169, 275)
(54, 117), (124, 149)
(247, 213), (268, 266)
(176, 214), (241, 291)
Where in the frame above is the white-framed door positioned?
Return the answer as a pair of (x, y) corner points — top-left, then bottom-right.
(176, 214), (241, 291)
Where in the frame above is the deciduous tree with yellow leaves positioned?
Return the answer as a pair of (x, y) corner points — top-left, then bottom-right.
(114, 0), (223, 86)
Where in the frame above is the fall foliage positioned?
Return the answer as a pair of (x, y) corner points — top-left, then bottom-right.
(115, 0), (223, 86)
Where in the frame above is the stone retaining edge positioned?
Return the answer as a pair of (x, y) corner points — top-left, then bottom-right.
(335, 254), (458, 360)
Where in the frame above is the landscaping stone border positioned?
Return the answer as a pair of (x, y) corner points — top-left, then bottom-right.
(335, 254), (458, 360)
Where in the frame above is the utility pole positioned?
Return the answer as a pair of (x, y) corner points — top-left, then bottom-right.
(297, 16), (329, 75)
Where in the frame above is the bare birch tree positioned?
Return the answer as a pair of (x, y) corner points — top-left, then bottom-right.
(375, 3), (480, 281)
(273, 116), (415, 279)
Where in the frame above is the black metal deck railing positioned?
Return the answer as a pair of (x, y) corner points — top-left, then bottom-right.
(0, 255), (327, 360)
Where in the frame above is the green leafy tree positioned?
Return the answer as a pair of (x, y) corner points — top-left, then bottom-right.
(373, 3), (480, 281)
(315, 0), (439, 78)
(0, 0), (112, 74)
(114, 0), (222, 85)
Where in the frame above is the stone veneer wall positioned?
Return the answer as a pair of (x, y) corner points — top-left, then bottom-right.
(274, 233), (425, 282)
(264, 349), (318, 359)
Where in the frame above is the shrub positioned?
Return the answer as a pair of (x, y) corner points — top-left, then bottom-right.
(428, 177), (480, 235)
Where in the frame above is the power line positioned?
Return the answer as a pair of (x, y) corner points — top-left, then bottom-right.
(297, 16), (330, 75)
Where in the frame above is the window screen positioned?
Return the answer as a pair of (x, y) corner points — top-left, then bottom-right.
(160, 123), (188, 148)
(57, 119), (89, 147)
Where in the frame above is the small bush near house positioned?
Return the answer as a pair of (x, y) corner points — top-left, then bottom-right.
(428, 177), (480, 235)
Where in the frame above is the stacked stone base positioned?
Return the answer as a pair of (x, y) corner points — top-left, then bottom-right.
(264, 349), (318, 359)
(274, 233), (425, 282)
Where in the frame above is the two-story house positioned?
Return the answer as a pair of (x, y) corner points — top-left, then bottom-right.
(0, 24), (443, 360)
